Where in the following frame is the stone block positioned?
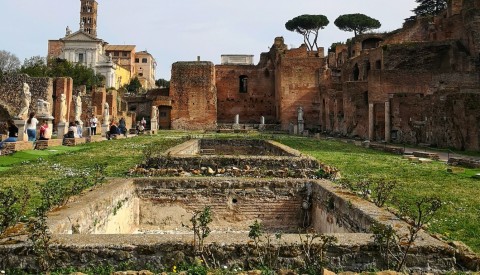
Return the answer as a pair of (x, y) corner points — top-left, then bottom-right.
(5, 141), (34, 151)
(409, 156), (420, 162)
(63, 138), (87, 146)
(413, 151), (439, 160)
(35, 139), (63, 150)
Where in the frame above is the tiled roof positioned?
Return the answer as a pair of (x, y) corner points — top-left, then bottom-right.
(105, 45), (136, 51)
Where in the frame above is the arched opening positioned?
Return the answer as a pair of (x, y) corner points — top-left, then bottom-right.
(239, 75), (248, 93)
(353, 64), (359, 81)
(364, 60), (371, 80)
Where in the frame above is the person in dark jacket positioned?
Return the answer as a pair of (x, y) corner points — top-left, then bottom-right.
(107, 121), (119, 140)
(0, 119), (18, 148)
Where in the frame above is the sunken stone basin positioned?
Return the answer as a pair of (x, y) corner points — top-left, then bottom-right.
(0, 139), (457, 272)
(22, 177), (452, 273)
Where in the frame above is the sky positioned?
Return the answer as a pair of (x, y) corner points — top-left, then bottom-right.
(0, 0), (417, 80)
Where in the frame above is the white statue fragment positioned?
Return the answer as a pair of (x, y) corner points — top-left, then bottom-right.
(58, 94), (67, 123)
(17, 83), (31, 120)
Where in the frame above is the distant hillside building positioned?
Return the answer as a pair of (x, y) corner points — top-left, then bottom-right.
(134, 51), (157, 89)
(47, 0), (157, 90)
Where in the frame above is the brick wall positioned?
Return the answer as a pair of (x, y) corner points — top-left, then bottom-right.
(216, 65), (275, 123)
(276, 48), (325, 130)
(170, 62), (217, 130)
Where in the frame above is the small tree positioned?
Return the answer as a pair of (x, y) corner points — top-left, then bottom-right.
(285, 14), (329, 51)
(334, 13), (381, 36)
(413, 0), (447, 17)
(20, 56), (49, 77)
(155, 78), (170, 88)
(125, 77), (142, 93)
(0, 50), (21, 74)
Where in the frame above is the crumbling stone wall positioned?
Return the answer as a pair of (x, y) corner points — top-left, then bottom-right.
(170, 62), (217, 130)
(0, 74), (54, 121)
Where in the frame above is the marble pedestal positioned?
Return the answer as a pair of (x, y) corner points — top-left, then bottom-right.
(13, 120), (27, 141)
(101, 124), (109, 137)
(57, 122), (68, 137)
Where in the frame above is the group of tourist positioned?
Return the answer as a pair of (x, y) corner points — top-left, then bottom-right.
(106, 117), (127, 140)
(0, 112), (50, 149)
(1, 113), (148, 150)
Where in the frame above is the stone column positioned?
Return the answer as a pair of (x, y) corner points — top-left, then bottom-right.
(233, 114), (240, 130)
(259, 116), (265, 131)
(14, 120), (27, 142)
(101, 123), (109, 137)
(368, 103), (374, 141)
(234, 114), (239, 124)
(151, 120), (158, 132)
(385, 101), (391, 142)
(298, 120), (304, 134)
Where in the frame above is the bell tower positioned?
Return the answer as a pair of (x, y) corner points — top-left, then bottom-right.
(79, 0), (98, 37)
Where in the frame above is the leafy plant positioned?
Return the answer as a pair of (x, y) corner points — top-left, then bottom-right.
(372, 196), (442, 272)
(371, 223), (398, 269)
(396, 196), (442, 271)
(27, 193), (54, 272)
(247, 220), (282, 270)
(298, 230), (337, 274)
(191, 206), (213, 254)
(0, 186), (30, 238)
(249, 220), (263, 250)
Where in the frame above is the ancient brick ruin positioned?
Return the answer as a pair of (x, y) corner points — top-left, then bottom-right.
(164, 0), (480, 151)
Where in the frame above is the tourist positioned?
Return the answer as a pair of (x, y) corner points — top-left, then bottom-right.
(90, 115), (98, 135)
(25, 112), (39, 142)
(0, 119), (19, 149)
(66, 122), (75, 138)
(136, 121), (144, 135)
(141, 117), (146, 128)
(38, 121), (49, 140)
(106, 121), (119, 140)
(119, 117), (127, 137)
(75, 120), (83, 138)
(62, 122), (76, 145)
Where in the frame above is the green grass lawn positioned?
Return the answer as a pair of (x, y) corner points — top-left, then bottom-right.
(1, 132), (479, 254)
(0, 132), (186, 213)
(276, 135), (480, 253)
